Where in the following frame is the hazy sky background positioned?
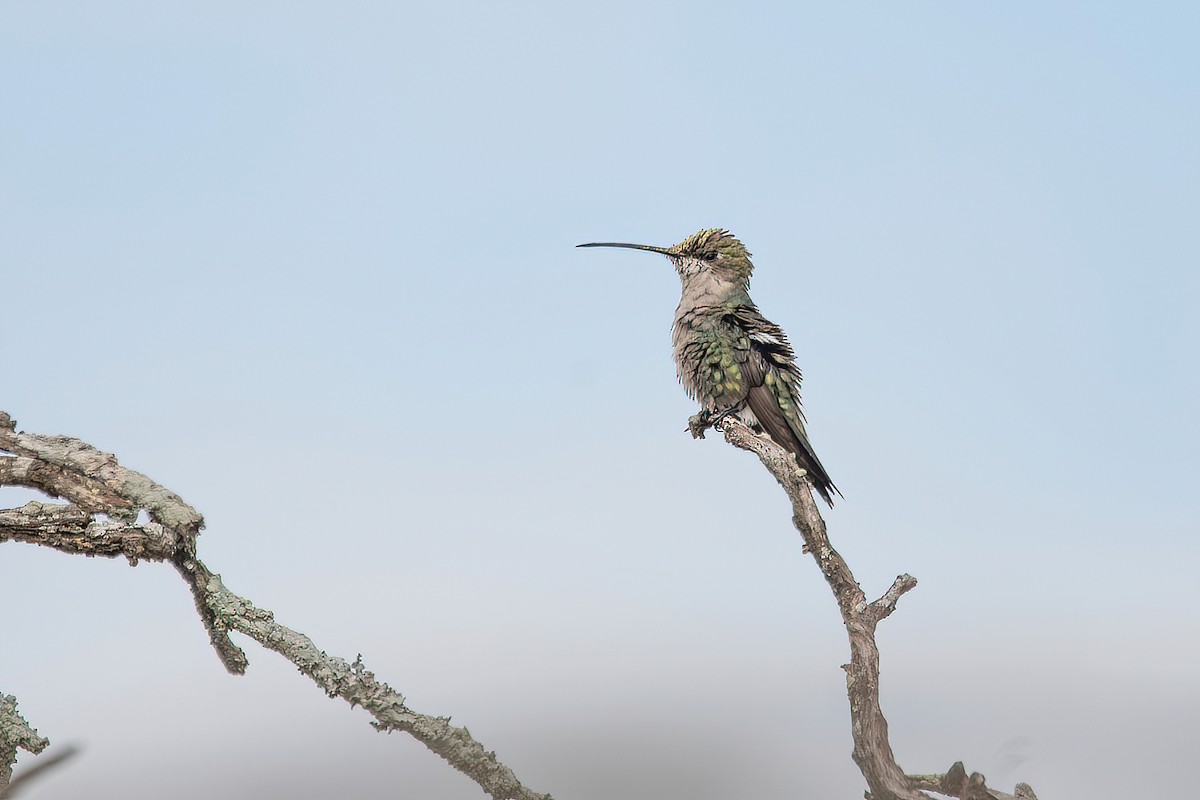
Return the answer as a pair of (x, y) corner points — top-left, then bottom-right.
(2, 2), (1197, 798)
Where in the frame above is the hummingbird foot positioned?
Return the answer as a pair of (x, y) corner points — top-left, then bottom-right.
(687, 411), (712, 439)
(687, 404), (743, 439)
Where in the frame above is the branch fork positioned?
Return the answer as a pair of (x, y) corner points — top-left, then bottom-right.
(714, 416), (1037, 800)
(0, 412), (549, 800)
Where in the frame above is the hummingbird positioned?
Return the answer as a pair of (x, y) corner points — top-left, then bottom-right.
(578, 229), (840, 506)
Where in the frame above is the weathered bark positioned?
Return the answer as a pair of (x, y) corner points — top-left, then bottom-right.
(908, 762), (1040, 800)
(714, 416), (1038, 800)
(2, 408), (1040, 799)
(0, 412), (550, 800)
(0, 696), (47, 792)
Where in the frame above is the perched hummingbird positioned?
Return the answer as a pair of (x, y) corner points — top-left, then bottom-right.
(578, 229), (840, 505)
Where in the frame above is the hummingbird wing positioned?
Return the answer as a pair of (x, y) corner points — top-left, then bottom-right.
(724, 305), (841, 506)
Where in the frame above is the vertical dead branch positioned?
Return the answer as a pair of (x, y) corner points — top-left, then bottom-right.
(715, 416), (1038, 800)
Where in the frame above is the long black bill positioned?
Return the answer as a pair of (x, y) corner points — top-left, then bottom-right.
(576, 242), (673, 256)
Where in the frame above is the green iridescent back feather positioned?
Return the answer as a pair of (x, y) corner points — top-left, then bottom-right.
(669, 229), (839, 505)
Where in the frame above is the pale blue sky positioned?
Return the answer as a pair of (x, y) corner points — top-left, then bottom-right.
(2, 3), (1197, 798)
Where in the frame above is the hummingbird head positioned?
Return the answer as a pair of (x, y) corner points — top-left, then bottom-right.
(577, 228), (754, 287)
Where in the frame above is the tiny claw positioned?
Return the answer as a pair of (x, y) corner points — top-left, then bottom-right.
(687, 412), (710, 439)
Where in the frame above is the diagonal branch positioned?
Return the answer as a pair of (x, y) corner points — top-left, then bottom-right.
(0, 411), (551, 800)
(1, 411), (240, 670)
(203, 574), (550, 800)
(867, 574), (918, 625)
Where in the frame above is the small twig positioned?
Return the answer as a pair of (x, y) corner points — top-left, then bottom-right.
(0, 695), (48, 795)
(867, 574), (919, 624)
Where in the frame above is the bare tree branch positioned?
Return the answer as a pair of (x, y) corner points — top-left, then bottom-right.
(0, 457), (132, 515)
(0, 502), (176, 562)
(203, 575), (549, 800)
(867, 574), (919, 625)
(3, 405), (1039, 800)
(0, 412), (551, 800)
(714, 416), (1039, 800)
(0, 696), (48, 794)
(908, 762), (1040, 800)
(0, 412), (200, 532)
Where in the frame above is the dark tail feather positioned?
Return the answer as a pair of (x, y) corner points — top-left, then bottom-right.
(785, 431), (839, 507)
(746, 386), (841, 506)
